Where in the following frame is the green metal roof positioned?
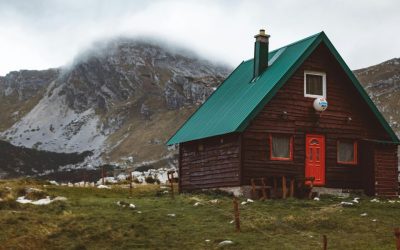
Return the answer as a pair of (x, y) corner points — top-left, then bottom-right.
(167, 32), (400, 145)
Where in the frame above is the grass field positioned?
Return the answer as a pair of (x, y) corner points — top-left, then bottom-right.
(1, 179), (400, 250)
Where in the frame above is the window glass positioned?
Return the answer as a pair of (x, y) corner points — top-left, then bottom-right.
(306, 74), (323, 96)
(338, 141), (356, 163)
(271, 135), (291, 159)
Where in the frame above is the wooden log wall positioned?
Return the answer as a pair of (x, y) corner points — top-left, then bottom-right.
(374, 144), (399, 197)
(242, 43), (393, 190)
(179, 133), (241, 191)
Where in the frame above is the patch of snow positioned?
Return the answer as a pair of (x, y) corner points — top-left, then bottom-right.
(167, 213), (176, 217)
(16, 196), (67, 205)
(314, 197), (320, 201)
(218, 240), (234, 247)
(241, 201), (247, 205)
(193, 202), (201, 207)
(340, 201), (354, 206)
(129, 204), (136, 209)
(352, 197), (360, 203)
(97, 185), (111, 189)
(137, 211), (142, 214)
(246, 199), (254, 203)
(360, 213), (368, 217)
(388, 200), (396, 203)
(370, 198), (380, 203)
(53, 196), (68, 202)
(205, 239), (210, 243)
(229, 220), (234, 224)
(209, 199), (219, 204)
(49, 180), (59, 185)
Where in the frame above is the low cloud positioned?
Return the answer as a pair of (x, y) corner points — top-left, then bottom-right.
(1, 0), (400, 75)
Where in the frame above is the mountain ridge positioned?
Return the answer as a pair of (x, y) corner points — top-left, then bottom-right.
(0, 38), (231, 169)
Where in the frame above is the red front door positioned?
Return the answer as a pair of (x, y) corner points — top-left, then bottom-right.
(305, 134), (325, 186)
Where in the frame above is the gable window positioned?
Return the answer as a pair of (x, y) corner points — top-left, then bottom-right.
(304, 71), (326, 98)
(270, 134), (293, 161)
(337, 140), (358, 165)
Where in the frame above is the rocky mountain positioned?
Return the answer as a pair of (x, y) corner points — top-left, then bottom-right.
(1, 39), (399, 179)
(354, 58), (400, 137)
(0, 38), (230, 170)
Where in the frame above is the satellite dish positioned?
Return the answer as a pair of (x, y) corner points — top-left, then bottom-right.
(313, 97), (328, 112)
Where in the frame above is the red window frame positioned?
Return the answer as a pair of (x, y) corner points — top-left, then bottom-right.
(269, 134), (294, 161)
(337, 140), (358, 165)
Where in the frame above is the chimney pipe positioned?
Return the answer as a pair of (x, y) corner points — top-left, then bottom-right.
(253, 29), (270, 78)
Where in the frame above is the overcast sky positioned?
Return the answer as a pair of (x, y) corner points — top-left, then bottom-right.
(0, 0), (400, 76)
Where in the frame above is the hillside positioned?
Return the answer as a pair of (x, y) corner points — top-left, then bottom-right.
(0, 39), (230, 168)
(354, 58), (400, 136)
(0, 140), (91, 179)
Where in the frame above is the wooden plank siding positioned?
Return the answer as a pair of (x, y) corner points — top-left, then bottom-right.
(242, 43), (392, 190)
(180, 133), (241, 190)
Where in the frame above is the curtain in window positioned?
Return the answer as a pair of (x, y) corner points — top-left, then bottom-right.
(338, 141), (354, 162)
(306, 74), (323, 95)
(271, 135), (290, 158)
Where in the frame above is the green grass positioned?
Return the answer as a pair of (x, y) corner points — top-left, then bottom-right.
(1, 179), (400, 250)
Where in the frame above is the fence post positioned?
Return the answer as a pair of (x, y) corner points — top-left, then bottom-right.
(395, 228), (400, 250)
(129, 171), (133, 198)
(167, 171), (175, 199)
(101, 166), (105, 185)
(233, 197), (240, 232)
(323, 235), (327, 250)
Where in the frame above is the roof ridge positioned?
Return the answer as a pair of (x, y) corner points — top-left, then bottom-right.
(243, 31), (323, 63)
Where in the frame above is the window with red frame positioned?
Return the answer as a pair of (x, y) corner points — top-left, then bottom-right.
(270, 134), (293, 161)
(337, 140), (357, 164)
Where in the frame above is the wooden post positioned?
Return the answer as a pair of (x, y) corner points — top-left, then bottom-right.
(290, 178), (295, 198)
(282, 176), (287, 199)
(233, 197), (240, 232)
(129, 171), (133, 198)
(261, 177), (267, 200)
(323, 235), (327, 250)
(251, 178), (257, 200)
(101, 166), (105, 185)
(82, 170), (86, 187)
(395, 228), (400, 250)
(167, 171), (175, 199)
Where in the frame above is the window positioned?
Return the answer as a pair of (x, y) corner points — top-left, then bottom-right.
(337, 140), (357, 164)
(270, 134), (293, 161)
(304, 71), (326, 98)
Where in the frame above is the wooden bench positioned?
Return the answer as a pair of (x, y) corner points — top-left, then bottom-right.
(250, 177), (272, 200)
(251, 175), (315, 199)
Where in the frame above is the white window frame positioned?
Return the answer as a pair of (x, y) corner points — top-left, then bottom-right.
(304, 71), (326, 98)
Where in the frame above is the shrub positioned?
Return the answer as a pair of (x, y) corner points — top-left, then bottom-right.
(145, 176), (159, 184)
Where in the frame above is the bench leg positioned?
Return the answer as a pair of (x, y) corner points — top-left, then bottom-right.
(273, 177), (277, 198)
(251, 179), (258, 200)
(261, 177), (267, 200)
(290, 179), (294, 198)
(282, 176), (287, 199)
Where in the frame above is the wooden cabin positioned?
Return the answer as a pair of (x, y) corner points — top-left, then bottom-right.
(167, 30), (399, 197)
